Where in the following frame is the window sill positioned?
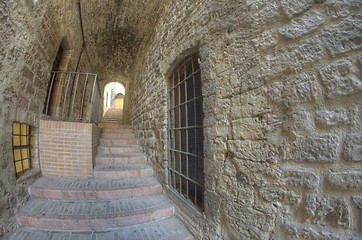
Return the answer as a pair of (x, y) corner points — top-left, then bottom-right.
(168, 187), (203, 217)
(17, 168), (41, 184)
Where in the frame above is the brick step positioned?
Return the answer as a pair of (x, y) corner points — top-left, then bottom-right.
(10, 217), (192, 240)
(101, 132), (136, 139)
(97, 145), (142, 154)
(17, 195), (174, 231)
(29, 177), (161, 200)
(96, 153), (145, 164)
(94, 163), (153, 179)
(100, 138), (139, 146)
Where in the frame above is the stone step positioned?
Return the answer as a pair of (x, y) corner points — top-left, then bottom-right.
(17, 195), (174, 231)
(96, 153), (145, 164)
(94, 163), (153, 179)
(99, 123), (130, 129)
(101, 120), (121, 123)
(98, 145), (142, 154)
(100, 138), (139, 146)
(10, 217), (193, 240)
(101, 132), (136, 139)
(29, 177), (161, 200)
(101, 127), (133, 133)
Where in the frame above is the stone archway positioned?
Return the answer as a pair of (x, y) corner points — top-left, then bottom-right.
(103, 82), (125, 116)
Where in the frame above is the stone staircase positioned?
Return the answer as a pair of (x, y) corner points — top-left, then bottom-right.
(9, 121), (192, 239)
(102, 108), (123, 124)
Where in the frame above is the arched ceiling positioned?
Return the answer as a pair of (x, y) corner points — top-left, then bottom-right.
(79, 0), (166, 83)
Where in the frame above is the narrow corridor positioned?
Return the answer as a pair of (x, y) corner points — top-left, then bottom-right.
(9, 111), (192, 240)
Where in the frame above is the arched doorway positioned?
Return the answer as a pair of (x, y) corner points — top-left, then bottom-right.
(103, 82), (125, 114)
(103, 82), (125, 123)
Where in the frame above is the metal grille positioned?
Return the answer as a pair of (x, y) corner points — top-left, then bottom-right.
(43, 71), (100, 124)
(168, 53), (204, 210)
(12, 123), (32, 178)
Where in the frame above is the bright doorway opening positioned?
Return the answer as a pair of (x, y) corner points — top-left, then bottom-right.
(103, 82), (125, 115)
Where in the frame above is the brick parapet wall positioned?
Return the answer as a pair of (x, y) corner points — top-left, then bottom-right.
(39, 120), (99, 179)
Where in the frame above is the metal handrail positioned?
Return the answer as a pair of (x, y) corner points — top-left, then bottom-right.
(44, 71), (100, 124)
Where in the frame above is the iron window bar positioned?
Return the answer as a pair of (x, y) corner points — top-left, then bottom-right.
(168, 53), (204, 211)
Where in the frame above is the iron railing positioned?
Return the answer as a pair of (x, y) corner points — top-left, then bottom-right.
(44, 71), (100, 124)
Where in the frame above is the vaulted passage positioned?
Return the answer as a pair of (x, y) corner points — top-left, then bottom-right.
(0, 0), (362, 239)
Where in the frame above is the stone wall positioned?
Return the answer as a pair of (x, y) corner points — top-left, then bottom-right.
(0, 1), (93, 237)
(127, 0), (362, 239)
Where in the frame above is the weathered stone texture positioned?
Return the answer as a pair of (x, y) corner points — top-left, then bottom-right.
(315, 108), (356, 127)
(344, 132), (362, 162)
(322, 15), (362, 56)
(281, 169), (320, 189)
(327, 171), (362, 190)
(268, 71), (322, 107)
(280, 0), (316, 18)
(260, 187), (302, 206)
(126, 0), (362, 239)
(320, 60), (362, 98)
(279, 9), (325, 39)
(324, 0), (362, 19)
(284, 134), (340, 162)
(306, 194), (350, 228)
(282, 220), (352, 240)
(252, 29), (278, 51)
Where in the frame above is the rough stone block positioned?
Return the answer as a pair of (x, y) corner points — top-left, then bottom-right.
(352, 196), (362, 209)
(319, 60), (362, 98)
(315, 108), (356, 127)
(289, 36), (323, 67)
(327, 171), (362, 190)
(282, 111), (314, 136)
(231, 88), (270, 119)
(305, 194), (350, 228)
(28, 100), (39, 113)
(301, 134), (340, 162)
(322, 15), (362, 56)
(228, 140), (278, 162)
(284, 134), (340, 162)
(221, 201), (276, 239)
(234, 67), (266, 93)
(253, 29), (278, 51)
(254, 2), (280, 25)
(259, 51), (290, 79)
(261, 113), (283, 133)
(259, 187), (302, 206)
(268, 72), (321, 107)
(260, 37), (322, 76)
(231, 118), (265, 140)
(287, 72), (321, 104)
(324, 0), (362, 19)
(279, 9), (324, 39)
(280, 0), (315, 18)
(343, 132), (362, 161)
(281, 169), (320, 189)
(282, 220), (350, 239)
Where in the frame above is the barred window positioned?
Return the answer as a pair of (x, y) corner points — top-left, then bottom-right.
(12, 123), (32, 178)
(168, 53), (204, 211)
